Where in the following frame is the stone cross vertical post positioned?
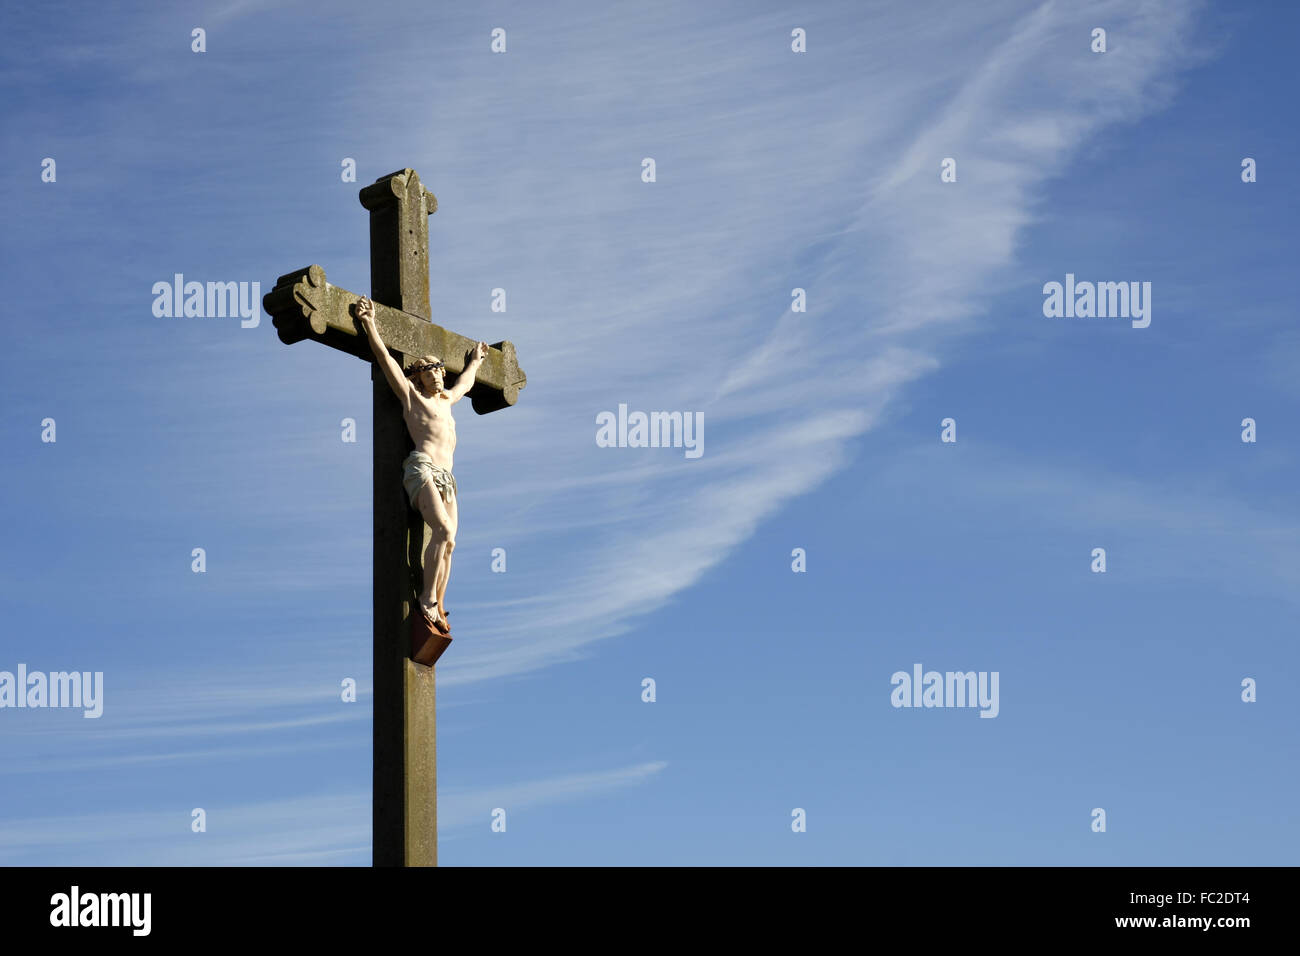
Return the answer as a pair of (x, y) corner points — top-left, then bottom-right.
(263, 168), (527, 866)
(365, 170), (437, 868)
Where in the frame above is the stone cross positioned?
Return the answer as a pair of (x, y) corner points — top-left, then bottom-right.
(262, 168), (526, 866)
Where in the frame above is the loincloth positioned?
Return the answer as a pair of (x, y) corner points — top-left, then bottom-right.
(402, 451), (457, 508)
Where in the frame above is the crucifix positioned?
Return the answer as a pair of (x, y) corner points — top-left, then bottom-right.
(262, 167), (526, 866)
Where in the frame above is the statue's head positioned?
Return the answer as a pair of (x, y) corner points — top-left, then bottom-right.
(407, 355), (445, 396)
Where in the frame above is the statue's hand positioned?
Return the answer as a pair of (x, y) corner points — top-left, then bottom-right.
(471, 341), (489, 363)
(354, 296), (376, 329)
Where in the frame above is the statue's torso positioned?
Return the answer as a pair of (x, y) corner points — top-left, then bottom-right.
(404, 387), (456, 471)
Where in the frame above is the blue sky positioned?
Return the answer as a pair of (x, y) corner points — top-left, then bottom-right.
(1, 0), (1296, 865)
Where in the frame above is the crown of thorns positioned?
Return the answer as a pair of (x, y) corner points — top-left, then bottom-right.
(405, 361), (445, 377)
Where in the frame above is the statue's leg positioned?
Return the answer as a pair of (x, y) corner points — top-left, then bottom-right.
(414, 482), (452, 624)
(434, 492), (459, 624)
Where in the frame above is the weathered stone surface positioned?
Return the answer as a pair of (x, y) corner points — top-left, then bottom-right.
(359, 168), (435, 320)
(263, 264), (526, 413)
(403, 658), (436, 867)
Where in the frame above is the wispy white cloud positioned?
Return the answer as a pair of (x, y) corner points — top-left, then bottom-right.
(0, 793), (371, 866)
(439, 760), (669, 831)
(0, 670), (370, 775)
(7, 0), (1207, 695)
(406, 0), (1209, 684)
(0, 761), (666, 864)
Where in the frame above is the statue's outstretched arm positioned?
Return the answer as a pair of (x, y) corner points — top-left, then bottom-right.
(447, 341), (488, 403)
(355, 296), (410, 409)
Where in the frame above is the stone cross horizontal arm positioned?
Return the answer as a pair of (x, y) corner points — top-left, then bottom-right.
(263, 263), (527, 414)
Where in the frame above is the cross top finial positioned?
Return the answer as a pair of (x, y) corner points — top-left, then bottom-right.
(359, 168), (437, 216)
(356, 168), (438, 319)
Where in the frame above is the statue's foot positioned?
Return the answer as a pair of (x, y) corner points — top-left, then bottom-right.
(419, 602), (449, 636)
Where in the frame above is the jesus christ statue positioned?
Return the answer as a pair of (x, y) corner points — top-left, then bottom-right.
(354, 295), (487, 639)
